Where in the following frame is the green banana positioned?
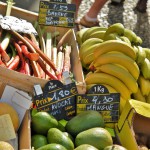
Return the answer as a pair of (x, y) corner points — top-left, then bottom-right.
(90, 52), (140, 80)
(103, 33), (121, 41)
(146, 93), (150, 104)
(136, 46), (146, 65)
(76, 28), (89, 46)
(93, 40), (136, 60)
(142, 48), (150, 60)
(88, 30), (106, 40)
(104, 23), (124, 36)
(132, 45), (139, 59)
(132, 87), (146, 103)
(140, 58), (150, 79)
(82, 26), (107, 42)
(138, 75), (150, 96)
(123, 28), (137, 44)
(85, 72), (131, 100)
(119, 36), (131, 45)
(134, 36), (143, 45)
(95, 63), (138, 93)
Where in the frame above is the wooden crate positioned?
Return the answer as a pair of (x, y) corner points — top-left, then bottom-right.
(0, 2), (86, 97)
(0, 2), (86, 149)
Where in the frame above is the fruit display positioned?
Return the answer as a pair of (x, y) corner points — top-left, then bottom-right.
(0, 102), (19, 132)
(103, 144), (127, 150)
(0, 141), (14, 150)
(1, 0), (150, 149)
(31, 110), (120, 150)
(76, 23), (150, 114)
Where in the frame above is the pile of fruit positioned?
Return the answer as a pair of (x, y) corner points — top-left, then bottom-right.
(31, 110), (127, 150)
(76, 23), (150, 113)
(0, 102), (19, 150)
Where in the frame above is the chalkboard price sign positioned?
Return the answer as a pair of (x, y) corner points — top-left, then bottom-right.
(38, 0), (76, 27)
(76, 84), (120, 123)
(34, 80), (78, 121)
(50, 0), (67, 3)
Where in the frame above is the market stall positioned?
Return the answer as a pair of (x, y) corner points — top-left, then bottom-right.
(0, 0), (150, 150)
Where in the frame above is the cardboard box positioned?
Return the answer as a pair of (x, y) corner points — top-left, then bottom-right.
(0, 2), (86, 149)
(18, 110), (31, 150)
(115, 99), (150, 150)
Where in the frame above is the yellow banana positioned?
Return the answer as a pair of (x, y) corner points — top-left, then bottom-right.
(85, 71), (93, 78)
(82, 52), (94, 66)
(82, 26), (107, 42)
(90, 52), (140, 80)
(79, 38), (102, 60)
(123, 28), (137, 44)
(86, 84), (96, 91)
(95, 63), (138, 93)
(132, 87), (146, 103)
(85, 72), (131, 100)
(93, 40), (136, 60)
(76, 28), (89, 46)
(100, 84), (118, 93)
(136, 46), (146, 65)
(120, 97), (127, 114)
(140, 58), (150, 79)
(88, 30), (106, 40)
(104, 23), (124, 36)
(81, 44), (102, 67)
(138, 75), (150, 96)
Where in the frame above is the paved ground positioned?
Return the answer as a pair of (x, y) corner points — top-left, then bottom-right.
(78, 0), (150, 48)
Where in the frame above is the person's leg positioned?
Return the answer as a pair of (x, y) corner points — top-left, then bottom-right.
(135, 0), (148, 13)
(72, 0), (82, 18)
(86, 0), (108, 19)
(80, 0), (108, 27)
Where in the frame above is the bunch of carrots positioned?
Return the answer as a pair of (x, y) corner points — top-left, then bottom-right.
(0, 26), (72, 81)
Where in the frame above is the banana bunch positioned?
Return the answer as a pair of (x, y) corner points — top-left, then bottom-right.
(76, 26), (108, 69)
(76, 26), (107, 45)
(76, 22), (150, 114)
(132, 47), (150, 103)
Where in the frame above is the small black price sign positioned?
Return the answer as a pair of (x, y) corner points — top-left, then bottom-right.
(50, 0), (67, 3)
(76, 84), (120, 123)
(38, 0), (76, 27)
(34, 80), (78, 121)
